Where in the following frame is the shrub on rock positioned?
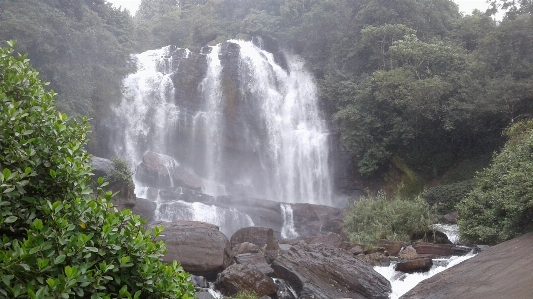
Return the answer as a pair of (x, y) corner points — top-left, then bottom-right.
(0, 42), (194, 298)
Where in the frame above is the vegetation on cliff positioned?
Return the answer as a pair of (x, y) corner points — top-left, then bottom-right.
(0, 42), (194, 298)
(458, 120), (533, 245)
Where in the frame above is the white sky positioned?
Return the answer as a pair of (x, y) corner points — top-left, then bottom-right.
(106, 0), (493, 16)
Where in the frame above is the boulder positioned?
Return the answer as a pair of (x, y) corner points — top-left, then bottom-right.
(234, 242), (260, 254)
(308, 232), (343, 248)
(401, 233), (533, 299)
(135, 151), (202, 191)
(398, 245), (420, 260)
(374, 240), (406, 256)
(234, 253), (274, 276)
(131, 197), (156, 221)
(231, 227), (279, 250)
(149, 221), (231, 279)
(395, 258), (433, 273)
(90, 156), (114, 179)
(290, 203), (346, 239)
(215, 264), (277, 297)
(412, 242), (473, 257)
(271, 243), (391, 299)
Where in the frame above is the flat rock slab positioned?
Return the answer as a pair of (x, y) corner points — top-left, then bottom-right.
(401, 232), (533, 299)
(271, 243), (391, 299)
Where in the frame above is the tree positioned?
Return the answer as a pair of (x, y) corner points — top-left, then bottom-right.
(457, 120), (533, 245)
(0, 42), (194, 299)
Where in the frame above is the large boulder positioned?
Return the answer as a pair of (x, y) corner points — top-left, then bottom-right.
(149, 221), (231, 279)
(271, 243), (391, 299)
(135, 151), (202, 191)
(215, 264), (278, 297)
(231, 227), (279, 250)
(90, 156), (114, 179)
(401, 233), (533, 299)
(374, 240), (406, 256)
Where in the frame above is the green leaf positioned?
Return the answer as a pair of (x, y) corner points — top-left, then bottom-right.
(4, 216), (18, 223)
(54, 255), (65, 265)
(33, 219), (43, 230)
(19, 263), (30, 271)
(49, 169), (56, 178)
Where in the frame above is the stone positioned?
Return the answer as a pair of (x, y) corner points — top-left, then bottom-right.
(395, 258), (433, 273)
(231, 227), (279, 250)
(196, 292), (213, 299)
(215, 264), (277, 297)
(90, 156), (114, 179)
(271, 243), (391, 299)
(308, 232), (343, 248)
(401, 233), (533, 299)
(234, 253), (274, 276)
(131, 197), (156, 221)
(148, 221), (231, 279)
(398, 245), (420, 260)
(374, 240), (406, 256)
(235, 242), (260, 254)
(190, 275), (208, 289)
(412, 242), (473, 257)
(135, 151), (202, 191)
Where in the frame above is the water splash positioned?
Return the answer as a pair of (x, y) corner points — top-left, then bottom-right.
(374, 251), (477, 299)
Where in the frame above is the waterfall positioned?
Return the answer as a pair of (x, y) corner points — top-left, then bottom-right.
(280, 204), (298, 239)
(111, 39), (334, 234)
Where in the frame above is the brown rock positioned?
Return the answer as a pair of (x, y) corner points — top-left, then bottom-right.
(215, 264), (277, 297)
(234, 253), (274, 276)
(398, 245), (420, 260)
(374, 240), (406, 256)
(395, 258), (433, 273)
(401, 233), (533, 299)
(271, 243), (391, 298)
(235, 242), (260, 254)
(231, 227), (279, 250)
(308, 232), (343, 248)
(412, 242), (472, 257)
(149, 220), (231, 279)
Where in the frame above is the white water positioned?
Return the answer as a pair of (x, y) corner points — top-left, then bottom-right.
(432, 224), (460, 244)
(112, 40), (334, 234)
(374, 251), (476, 299)
(280, 203), (298, 239)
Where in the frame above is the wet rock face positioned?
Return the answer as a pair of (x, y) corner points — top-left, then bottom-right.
(135, 151), (203, 191)
(230, 227), (279, 250)
(148, 220), (231, 279)
(215, 263), (278, 297)
(395, 258), (433, 274)
(271, 243), (391, 299)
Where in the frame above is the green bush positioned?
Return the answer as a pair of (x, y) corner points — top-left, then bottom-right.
(423, 180), (475, 215)
(0, 42), (195, 298)
(230, 290), (259, 299)
(457, 120), (533, 245)
(343, 191), (437, 244)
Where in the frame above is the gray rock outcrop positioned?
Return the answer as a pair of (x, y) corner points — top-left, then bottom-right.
(149, 220), (231, 279)
(271, 243), (391, 299)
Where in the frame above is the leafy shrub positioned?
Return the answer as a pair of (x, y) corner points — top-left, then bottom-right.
(423, 180), (475, 215)
(105, 158), (134, 188)
(457, 120), (533, 245)
(0, 42), (195, 298)
(230, 290), (259, 299)
(343, 191), (437, 244)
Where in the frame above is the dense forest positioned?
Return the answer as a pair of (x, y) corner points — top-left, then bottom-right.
(1, 0), (533, 241)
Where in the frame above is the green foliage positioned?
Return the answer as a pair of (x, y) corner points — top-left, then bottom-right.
(423, 180), (475, 215)
(457, 120), (533, 245)
(105, 158), (134, 188)
(344, 191), (437, 244)
(0, 43), (195, 298)
(230, 290), (259, 299)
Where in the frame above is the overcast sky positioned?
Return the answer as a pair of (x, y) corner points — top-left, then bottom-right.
(107, 0), (493, 16)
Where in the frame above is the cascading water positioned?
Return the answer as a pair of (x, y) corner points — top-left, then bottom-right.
(111, 39), (334, 235)
(280, 203), (298, 239)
